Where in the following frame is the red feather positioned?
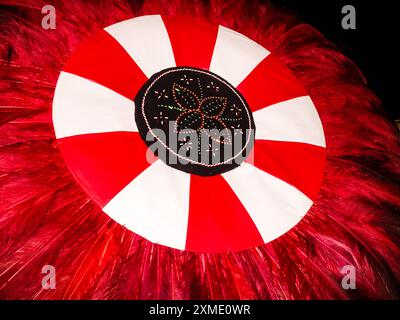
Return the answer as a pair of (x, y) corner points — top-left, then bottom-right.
(1, 0), (399, 299)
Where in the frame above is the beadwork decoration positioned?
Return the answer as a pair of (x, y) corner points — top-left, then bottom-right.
(134, 67), (256, 176)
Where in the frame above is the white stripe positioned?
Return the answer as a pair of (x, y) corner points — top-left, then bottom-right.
(105, 15), (176, 78)
(222, 162), (312, 244)
(103, 160), (190, 250)
(253, 96), (326, 147)
(209, 25), (270, 87)
(53, 72), (137, 139)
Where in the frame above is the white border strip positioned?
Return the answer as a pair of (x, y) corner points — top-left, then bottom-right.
(53, 72), (137, 139)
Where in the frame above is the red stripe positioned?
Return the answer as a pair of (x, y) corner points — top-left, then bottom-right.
(251, 140), (326, 200)
(58, 132), (153, 207)
(237, 54), (307, 112)
(162, 16), (218, 70)
(63, 30), (147, 101)
(186, 174), (264, 252)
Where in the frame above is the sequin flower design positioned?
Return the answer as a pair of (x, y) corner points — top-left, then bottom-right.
(172, 83), (232, 143)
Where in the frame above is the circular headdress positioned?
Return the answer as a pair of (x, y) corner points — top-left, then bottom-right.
(53, 15), (326, 252)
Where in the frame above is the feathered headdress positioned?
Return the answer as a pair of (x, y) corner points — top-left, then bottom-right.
(1, 0), (399, 299)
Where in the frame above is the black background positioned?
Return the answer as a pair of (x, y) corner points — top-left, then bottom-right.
(1, 300), (398, 318)
(272, 0), (398, 121)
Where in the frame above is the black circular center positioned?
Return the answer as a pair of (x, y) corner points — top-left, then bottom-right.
(134, 67), (255, 176)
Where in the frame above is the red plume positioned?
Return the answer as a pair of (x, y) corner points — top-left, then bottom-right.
(1, 0), (399, 299)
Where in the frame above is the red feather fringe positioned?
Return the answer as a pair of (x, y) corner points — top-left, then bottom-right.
(0, 0), (399, 299)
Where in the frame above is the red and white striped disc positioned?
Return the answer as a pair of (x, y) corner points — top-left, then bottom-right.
(53, 15), (326, 253)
